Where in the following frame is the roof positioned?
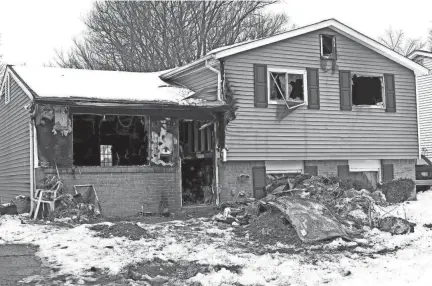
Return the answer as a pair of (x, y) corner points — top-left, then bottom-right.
(7, 65), (221, 107)
(161, 18), (429, 79)
(409, 50), (432, 60)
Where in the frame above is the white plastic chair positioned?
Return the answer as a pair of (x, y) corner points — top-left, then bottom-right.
(31, 181), (63, 219)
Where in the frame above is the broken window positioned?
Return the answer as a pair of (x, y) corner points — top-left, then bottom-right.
(73, 114), (149, 166)
(269, 70), (306, 103)
(352, 75), (384, 107)
(320, 34), (336, 59)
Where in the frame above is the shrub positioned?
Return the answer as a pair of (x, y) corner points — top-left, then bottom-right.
(380, 178), (415, 203)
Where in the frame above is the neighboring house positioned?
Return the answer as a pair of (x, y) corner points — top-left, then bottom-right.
(161, 18), (428, 201)
(0, 66), (227, 216)
(409, 50), (432, 158)
(0, 19), (428, 216)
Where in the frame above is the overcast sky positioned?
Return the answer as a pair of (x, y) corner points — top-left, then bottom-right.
(0, 0), (431, 67)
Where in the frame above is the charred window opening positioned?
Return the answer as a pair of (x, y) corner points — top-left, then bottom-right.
(179, 120), (215, 205)
(269, 70), (305, 103)
(320, 35), (336, 59)
(352, 75), (384, 106)
(73, 114), (149, 166)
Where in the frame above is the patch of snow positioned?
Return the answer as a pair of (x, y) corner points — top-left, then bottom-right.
(11, 66), (215, 106)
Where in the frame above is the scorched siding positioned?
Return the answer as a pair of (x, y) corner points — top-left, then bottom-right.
(0, 77), (32, 202)
(418, 74), (432, 154)
(223, 28), (418, 161)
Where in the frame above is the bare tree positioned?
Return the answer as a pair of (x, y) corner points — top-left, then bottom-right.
(379, 27), (426, 57)
(56, 1), (292, 71)
(0, 35), (5, 83)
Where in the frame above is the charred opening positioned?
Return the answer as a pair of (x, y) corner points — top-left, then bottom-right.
(73, 114), (150, 166)
(352, 75), (383, 106)
(179, 120), (215, 205)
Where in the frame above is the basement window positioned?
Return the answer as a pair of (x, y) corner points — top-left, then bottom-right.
(73, 114), (150, 166)
(320, 35), (336, 59)
(268, 69), (307, 105)
(352, 75), (384, 107)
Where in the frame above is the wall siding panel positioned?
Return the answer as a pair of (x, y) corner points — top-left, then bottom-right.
(223, 28), (418, 161)
(418, 74), (432, 155)
(174, 66), (218, 101)
(0, 77), (31, 202)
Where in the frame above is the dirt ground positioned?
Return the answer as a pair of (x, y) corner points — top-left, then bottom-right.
(0, 244), (49, 286)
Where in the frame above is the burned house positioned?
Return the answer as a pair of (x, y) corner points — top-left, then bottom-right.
(0, 19), (428, 216)
(160, 19), (428, 201)
(0, 66), (227, 216)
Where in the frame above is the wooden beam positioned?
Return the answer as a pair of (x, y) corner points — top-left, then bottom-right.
(187, 122), (193, 153)
(200, 122), (206, 152)
(194, 121), (199, 153)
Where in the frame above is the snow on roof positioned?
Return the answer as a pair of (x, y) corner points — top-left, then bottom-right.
(10, 66), (208, 106)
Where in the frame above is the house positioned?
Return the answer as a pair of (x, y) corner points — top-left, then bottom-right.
(161, 18), (428, 201)
(0, 66), (227, 216)
(0, 19), (428, 217)
(409, 50), (432, 158)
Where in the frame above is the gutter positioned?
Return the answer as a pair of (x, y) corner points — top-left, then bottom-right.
(159, 55), (214, 80)
(205, 59), (222, 101)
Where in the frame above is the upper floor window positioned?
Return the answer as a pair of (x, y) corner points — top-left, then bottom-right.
(352, 75), (384, 107)
(320, 34), (336, 59)
(0, 73), (10, 105)
(268, 68), (307, 105)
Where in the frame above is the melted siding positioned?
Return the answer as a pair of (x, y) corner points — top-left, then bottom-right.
(0, 77), (31, 202)
(173, 64), (218, 101)
(223, 28), (418, 161)
(418, 74), (432, 154)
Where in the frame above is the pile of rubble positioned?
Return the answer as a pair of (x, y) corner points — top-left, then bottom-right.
(213, 174), (416, 243)
(49, 193), (102, 224)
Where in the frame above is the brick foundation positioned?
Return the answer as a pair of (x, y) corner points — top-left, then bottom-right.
(37, 166), (181, 217)
(218, 159), (416, 202)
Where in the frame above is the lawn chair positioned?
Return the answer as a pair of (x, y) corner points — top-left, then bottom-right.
(30, 180), (63, 220)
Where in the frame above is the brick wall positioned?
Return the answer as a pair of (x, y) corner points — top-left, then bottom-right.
(38, 166), (181, 217)
(218, 161), (264, 202)
(382, 159), (416, 180)
(218, 159), (416, 203)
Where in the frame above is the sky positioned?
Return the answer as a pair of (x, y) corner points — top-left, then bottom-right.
(0, 0), (431, 67)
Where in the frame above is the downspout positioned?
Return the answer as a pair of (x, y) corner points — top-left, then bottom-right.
(29, 120), (34, 199)
(205, 59), (222, 101)
(415, 75), (421, 159)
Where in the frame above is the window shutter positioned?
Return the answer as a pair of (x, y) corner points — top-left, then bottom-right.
(252, 166), (266, 199)
(254, 64), (268, 108)
(307, 68), (320, 109)
(382, 164), (394, 182)
(305, 165), (318, 176)
(339, 71), (352, 111)
(337, 165), (350, 178)
(384, 74), (396, 112)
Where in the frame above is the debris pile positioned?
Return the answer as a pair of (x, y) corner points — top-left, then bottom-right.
(89, 222), (153, 240)
(49, 192), (101, 224)
(214, 174), (416, 243)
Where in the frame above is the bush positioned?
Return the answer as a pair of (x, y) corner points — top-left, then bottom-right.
(339, 178), (373, 191)
(380, 178), (415, 203)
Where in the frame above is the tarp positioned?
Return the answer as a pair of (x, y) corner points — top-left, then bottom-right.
(268, 196), (349, 243)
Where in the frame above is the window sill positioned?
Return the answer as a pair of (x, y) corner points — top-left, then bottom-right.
(352, 105), (385, 110)
(269, 100), (305, 105)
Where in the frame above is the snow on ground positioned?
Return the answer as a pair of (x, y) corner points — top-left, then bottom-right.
(0, 191), (432, 285)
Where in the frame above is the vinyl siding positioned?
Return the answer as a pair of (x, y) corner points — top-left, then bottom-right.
(418, 74), (432, 154)
(223, 28), (418, 161)
(0, 77), (32, 202)
(421, 57), (432, 71)
(173, 64), (218, 101)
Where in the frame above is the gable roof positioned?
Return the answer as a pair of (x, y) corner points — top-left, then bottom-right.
(161, 18), (428, 79)
(409, 50), (432, 60)
(4, 65), (224, 107)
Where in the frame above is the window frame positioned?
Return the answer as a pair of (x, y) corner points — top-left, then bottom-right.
(320, 34), (337, 60)
(267, 68), (308, 106)
(72, 113), (152, 168)
(351, 73), (386, 109)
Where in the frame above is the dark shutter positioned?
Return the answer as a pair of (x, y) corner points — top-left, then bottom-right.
(339, 70), (352, 111)
(252, 166), (266, 199)
(382, 164), (394, 182)
(305, 166), (318, 176)
(307, 68), (320, 110)
(384, 74), (396, 112)
(254, 64), (268, 108)
(337, 165), (350, 178)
